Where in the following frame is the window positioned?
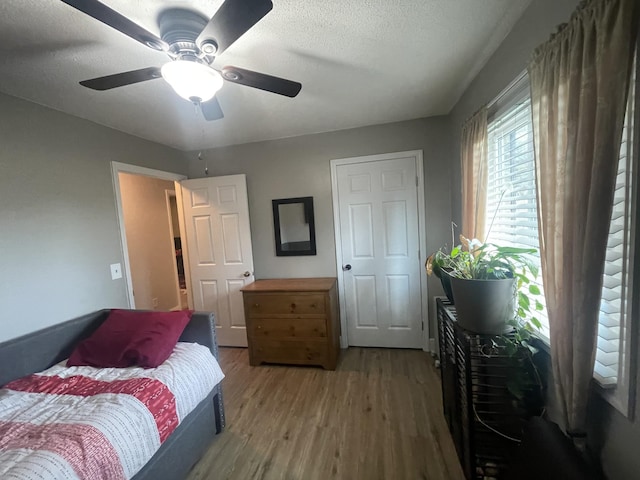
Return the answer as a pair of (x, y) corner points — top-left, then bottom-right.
(485, 83), (549, 340)
(484, 71), (637, 415)
(595, 76), (635, 389)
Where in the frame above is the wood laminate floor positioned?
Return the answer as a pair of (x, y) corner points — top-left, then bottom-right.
(186, 347), (464, 480)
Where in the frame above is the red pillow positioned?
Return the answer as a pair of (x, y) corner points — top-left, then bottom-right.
(67, 309), (192, 368)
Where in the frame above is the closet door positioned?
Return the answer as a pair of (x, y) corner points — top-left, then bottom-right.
(333, 153), (423, 348)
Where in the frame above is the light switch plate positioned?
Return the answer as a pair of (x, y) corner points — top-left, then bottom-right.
(110, 263), (122, 280)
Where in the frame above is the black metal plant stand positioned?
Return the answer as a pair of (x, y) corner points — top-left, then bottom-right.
(437, 298), (540, 480)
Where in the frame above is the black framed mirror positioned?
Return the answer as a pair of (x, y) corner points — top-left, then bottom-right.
(272, 197), (316, 256)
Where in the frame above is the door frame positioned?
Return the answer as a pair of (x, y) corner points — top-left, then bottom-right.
(111, 162), (189, 309)
(330, 150), (429, 350)
(164, 189), (183, 311)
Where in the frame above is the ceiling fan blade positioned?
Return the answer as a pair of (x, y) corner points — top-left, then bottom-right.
(221, 66), (302, 97)
(196, 0), (273, 55)
(80, 67), (162, 91)
(201, 97), (224, 121)
(59, 0), (167, 51)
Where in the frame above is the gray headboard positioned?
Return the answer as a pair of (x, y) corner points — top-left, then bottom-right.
(0, 310), (218, 387)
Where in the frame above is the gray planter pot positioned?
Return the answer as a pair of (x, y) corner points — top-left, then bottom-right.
(440, 269), (455, 304)
(449, 276), (516, 334)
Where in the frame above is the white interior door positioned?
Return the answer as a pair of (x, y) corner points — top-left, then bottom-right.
(180, 174), (254, 347)
(334, 153), (423, 348)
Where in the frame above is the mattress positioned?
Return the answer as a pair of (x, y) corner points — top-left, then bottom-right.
(0, 342), (224, 480)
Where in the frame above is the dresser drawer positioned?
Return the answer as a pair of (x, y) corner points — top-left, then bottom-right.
(248, 317), (327, 338)
(250, 339), (328, 366)
(244, 293), (325, 315)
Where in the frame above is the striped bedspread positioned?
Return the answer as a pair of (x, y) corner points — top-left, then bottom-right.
(0, 343), (224, 480)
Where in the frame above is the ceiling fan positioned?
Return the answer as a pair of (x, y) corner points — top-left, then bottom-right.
(58, 0), (302, 120)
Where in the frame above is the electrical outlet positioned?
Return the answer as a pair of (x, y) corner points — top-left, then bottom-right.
(152, 298), (159, 308)
(110, 263), (122, 280)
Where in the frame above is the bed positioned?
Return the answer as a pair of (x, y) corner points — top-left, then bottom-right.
(0, 309), (225, 480)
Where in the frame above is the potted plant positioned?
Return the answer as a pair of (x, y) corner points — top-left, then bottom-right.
(428, 235), (543, 335)
(428, 235), (546, 422)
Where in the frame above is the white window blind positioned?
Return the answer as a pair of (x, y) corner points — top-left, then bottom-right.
(485, 92), (550, 339)
(594, 67), (636, 388)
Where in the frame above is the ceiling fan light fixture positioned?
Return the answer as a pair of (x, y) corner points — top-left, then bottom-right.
(161, 60), (223, 103)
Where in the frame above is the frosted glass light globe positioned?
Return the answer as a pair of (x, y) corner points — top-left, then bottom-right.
(161, 60), (223, 103)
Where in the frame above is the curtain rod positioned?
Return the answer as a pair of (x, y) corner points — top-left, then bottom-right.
(486, 69), (528, 110)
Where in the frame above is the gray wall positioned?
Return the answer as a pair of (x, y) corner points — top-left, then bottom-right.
(0, 92), (185, 342)
(186, 117), (453, 337)
(448, 0), (640, 478)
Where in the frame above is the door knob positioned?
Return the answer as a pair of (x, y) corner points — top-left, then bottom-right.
(243, 271), (252, 277)
(343, 264), (352, 271)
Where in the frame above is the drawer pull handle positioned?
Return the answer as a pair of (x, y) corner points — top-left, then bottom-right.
(257, 325), (262, 329)
(291, 303), (296, 309)
(254, 303), (260, 307)
(311, 304), (317, 308)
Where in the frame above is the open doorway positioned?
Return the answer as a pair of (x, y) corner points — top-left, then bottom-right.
(111, 162), (190, 310)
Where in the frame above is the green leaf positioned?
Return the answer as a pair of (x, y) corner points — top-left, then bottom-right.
(535, 300), (544, 311)
(530, 265), (539, 277)
(531, 317), (542, 330)
(529, 284), (541, 295)
(495, 246), (537, 255)
(527, 344), (539, 355)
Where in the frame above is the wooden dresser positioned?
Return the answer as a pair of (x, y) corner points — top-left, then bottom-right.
(241, 278), (340, 370)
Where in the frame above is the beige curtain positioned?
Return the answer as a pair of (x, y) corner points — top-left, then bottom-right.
(460, 107), (488, 241)
(528, 0), (638, 438)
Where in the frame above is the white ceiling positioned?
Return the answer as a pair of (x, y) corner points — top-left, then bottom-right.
(0, 0), (531, 151)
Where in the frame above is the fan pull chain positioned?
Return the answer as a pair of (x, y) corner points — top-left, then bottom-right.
(197, 108), (209, 176)
(198, 151), (209, 176)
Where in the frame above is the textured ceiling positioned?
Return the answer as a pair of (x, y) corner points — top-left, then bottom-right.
(0, 0), (532, 151)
